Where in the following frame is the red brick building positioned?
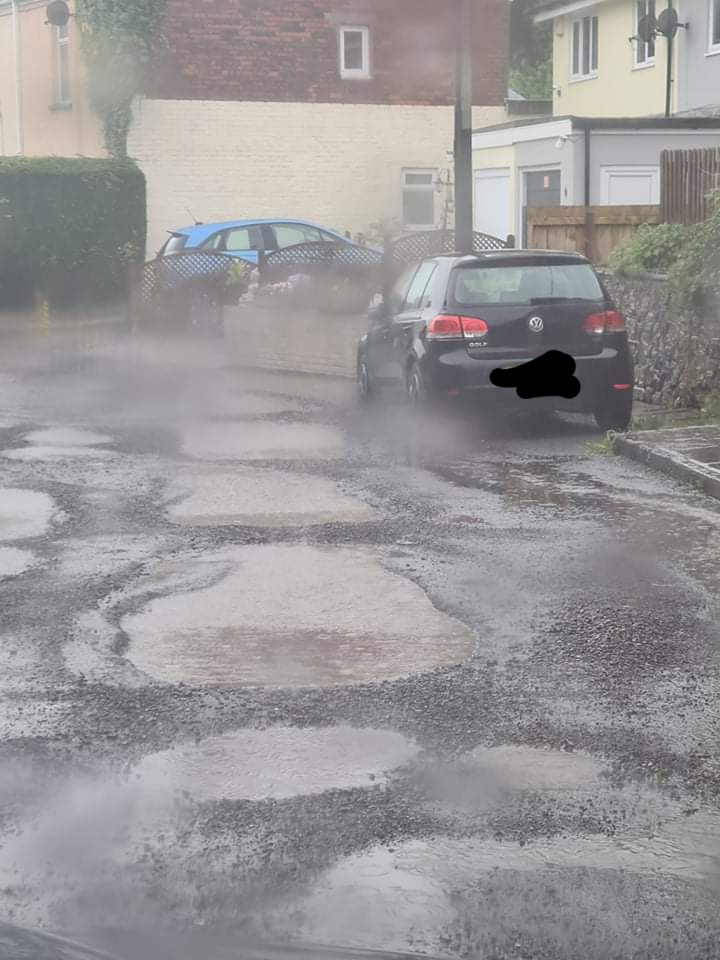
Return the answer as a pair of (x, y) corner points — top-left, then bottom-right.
(128, 0), (511, 252)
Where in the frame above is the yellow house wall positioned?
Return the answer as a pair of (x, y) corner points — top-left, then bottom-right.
(0, 0), (104, 157)
(551, 1), (670, 118)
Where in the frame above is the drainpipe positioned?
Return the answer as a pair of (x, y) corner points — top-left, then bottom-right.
(11, 0), (24, 154)
(584, 121), (591, 207)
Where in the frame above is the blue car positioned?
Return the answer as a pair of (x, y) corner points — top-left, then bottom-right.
(157, 218), (368, 265)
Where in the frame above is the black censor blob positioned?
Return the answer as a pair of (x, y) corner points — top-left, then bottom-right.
(490, 350), (581, 400)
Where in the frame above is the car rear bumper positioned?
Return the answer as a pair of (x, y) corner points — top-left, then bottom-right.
(424, 344), (632, 410)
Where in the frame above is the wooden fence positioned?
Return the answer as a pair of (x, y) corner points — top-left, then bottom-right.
(661, 148), (720, 224)
(526, 205), (661, 264)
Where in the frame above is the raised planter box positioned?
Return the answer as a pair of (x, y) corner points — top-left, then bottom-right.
(224, 302), (367, 379)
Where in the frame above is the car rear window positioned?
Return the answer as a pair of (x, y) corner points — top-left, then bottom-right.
(162, 234), (187, 255)
(451, 263), (604, 306)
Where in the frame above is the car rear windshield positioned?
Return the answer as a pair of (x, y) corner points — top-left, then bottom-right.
(451, 263), (604, 306)
(162, 234), (187, 255)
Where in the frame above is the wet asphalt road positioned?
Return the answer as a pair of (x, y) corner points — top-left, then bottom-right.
(1, 329), (720, 960)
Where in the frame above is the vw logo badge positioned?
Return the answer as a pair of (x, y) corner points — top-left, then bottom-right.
(528, 316), (544, 333)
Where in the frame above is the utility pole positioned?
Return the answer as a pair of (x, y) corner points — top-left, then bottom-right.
(454, 0), (473, 253)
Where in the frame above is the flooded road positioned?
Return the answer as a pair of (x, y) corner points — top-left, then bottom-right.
(1, 328), (720, 958)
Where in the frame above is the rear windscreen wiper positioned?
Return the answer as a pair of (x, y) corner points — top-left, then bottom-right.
(528, 297), (592, 304)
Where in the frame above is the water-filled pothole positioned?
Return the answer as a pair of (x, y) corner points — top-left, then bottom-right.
(132, 726), (420, 801)
(121, 545), (475, 686)
(24, 427), (113, 447)
(0, 546), (36, 579)
(0, 489), (56, 541)
(181, 421), (345, 461)
(166, 467), (373, 526)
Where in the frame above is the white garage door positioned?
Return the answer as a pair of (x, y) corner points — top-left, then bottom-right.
(474, 168), (511, 240)
(600, 165), (660, 205)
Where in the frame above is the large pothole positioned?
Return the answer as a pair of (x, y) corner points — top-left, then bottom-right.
(166, 467), (373, 526)
(121, 545), (475, 686)
(132, 726), (420, 801)
(181, 421), (345, 461)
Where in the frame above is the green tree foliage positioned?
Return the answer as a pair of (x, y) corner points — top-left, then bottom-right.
(76, 0), (166, 158)
(509, 0), (552, 99)
(0, 157), (146, 308)
(607, 222), (691, 274)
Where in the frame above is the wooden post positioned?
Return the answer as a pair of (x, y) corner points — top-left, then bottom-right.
(583, 208), (596, 262)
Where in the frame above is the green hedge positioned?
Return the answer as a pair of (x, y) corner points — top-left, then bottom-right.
(0, 157), (146, 309)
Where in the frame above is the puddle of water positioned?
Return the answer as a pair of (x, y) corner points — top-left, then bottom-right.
(420, 746), (608, 813)
(2, 445), (117, 461)
(181, 421), (345, 461)
(277, 815), (720, 953)
(462, 744), (605, 791)
(23, 427), (113, 447)
(0, 546), (36, 579)
(133, 726), (419, 801)
(0, 489), (56, 541)
(167, 468), (373, 527)
(121, 545), (475, 686)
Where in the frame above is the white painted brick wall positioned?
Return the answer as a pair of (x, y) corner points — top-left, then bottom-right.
(128, 99), (506, 255)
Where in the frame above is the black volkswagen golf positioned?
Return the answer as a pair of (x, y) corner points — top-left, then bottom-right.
(356, 250), (634, 431)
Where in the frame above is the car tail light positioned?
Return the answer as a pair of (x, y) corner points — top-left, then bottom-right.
(427, 315), (489, 340)
(460, 317), (489, 339)
(427, 315), (463, 339)
(582, 310), (626, 335)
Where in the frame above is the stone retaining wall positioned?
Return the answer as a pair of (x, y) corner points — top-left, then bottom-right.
(600, 271), (720, 408)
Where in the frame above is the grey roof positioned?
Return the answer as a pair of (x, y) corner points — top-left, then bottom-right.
(473, 113), (720, 135)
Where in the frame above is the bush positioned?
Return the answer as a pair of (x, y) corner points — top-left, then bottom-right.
(607, 222), (690, 275)
(0, 157), (146, 309)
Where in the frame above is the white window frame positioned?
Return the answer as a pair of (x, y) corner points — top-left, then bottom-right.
(633, 0), (656, 68)
(339, 26), (370, 79)
(569, 13), (598, 81)
(401, 169), (437, 231)
(709, 0), (720, 54)
(55, 22), (71, 105)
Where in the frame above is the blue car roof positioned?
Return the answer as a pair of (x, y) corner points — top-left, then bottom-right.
(171, 219), (348, 244)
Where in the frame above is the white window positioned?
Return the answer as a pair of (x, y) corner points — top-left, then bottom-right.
(339, 26), (370, 78)
(710, 0), (720, 51)
(634, 0), (656, 66)
(402, 170), (436, 229)
(570, 14), (598, 79)
(55, 22), (71, 104)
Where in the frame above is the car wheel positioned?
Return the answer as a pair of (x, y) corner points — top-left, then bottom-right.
(357, 357), (374, 404)
(594, 390), (632, 432)
(407, 362), (429, 408)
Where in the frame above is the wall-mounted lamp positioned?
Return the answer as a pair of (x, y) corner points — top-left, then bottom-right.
(554, 134), (582, 149)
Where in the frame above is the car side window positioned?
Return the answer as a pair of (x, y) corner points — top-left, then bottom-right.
(272, 223), (323, 249)
(199, 233), (224, 251)
(224, 226), (263, 251)
(402, 262), (437, 312)
(388, 266), (418, 316)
